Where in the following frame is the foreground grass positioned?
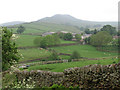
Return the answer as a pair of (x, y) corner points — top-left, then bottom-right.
(50, 45), (118, 58)
(28, 58), (119, 72)
(18, 48), (51, 62)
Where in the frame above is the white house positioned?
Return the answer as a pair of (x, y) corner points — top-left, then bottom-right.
(81, 34), (92, 39)
(42, 32), (55, 36)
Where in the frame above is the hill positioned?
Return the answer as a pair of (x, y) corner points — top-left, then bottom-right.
(39, 14), (117, 27)
(0, 21), (25, 26)
(7, 14), (117, 34)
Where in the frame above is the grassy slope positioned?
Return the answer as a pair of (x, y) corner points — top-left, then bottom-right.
(18, 45), (118, 63)
(14, 34), (77, 47)
(14, 35), (40, 47)
(28, 58), (119, 72)
(10, 22), (82, 34)
(15, 34), (77, 62)
(18, 48), (51, 62)
(50, 45), (118, 58)
(60, 40), (76, 44)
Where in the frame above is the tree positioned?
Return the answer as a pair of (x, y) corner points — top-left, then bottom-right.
(17, 25), (25, 34)
(85, 28), (91, 34)
(93, 29), (98, 34)
(63, 33), (73, 40)
(69, 51), (81, 62)
(75, 34), (81, 42)
(84, 37), (91, 44)
(2, 27), (20, 71)
(90, 31), (112, 47)
(57, 32), (65, 39)
(34, 34), (61, 48)
(39, 37), (47, 48)
(52, 34), (61, 45)
(49, 50), (59, 60)
(100, 25), (117, 35)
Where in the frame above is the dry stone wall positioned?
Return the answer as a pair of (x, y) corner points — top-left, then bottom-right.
(14, 63), (120, 88)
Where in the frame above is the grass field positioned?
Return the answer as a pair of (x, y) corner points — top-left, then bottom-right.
(18, 48), (51, 62)
(50, 45), (118, 58)
(14, 35), (40, 47)
(18, 45), (118, 62)
(14, 34), (77, 47)
(28, 58), (119, 72)
(60, 40), (76, 44)
(10, 22), (82, 34)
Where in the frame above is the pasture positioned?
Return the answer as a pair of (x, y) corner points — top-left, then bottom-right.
(28, 58), (119, 72)
(60, 39), (76, 44)
(18, 48), (51, 62)
(14, 34), (77, 47)
(9, 22), (82, 34)
(50, 45), (118, 58)
(14, 35), (40, 47)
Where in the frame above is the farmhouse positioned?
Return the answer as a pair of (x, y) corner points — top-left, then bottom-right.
(81, 34), (92, 39)
(60, 31), (68, 34)
(113, 35), (119, 40)
(42, 32), (55, 36)
(72, 33), (77, 38)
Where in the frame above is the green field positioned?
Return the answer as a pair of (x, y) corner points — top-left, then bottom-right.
(14, 34), (77, 47)
(14, 35), (40, 47)
(18, 45), (118, 62)
(50, 45), (118, 58)
(10, 22), (82, 34)
(28, 58), (119, 72)
(60, 40), (76, 44)
(18, 48), (51, 62)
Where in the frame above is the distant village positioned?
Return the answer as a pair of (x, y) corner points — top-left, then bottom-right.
(41, 30), (119, 45)
(42, 31), (91, 39)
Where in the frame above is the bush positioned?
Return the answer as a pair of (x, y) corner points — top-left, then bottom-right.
(2, 73), (17, 88)
(63, 33), (73, 40)
(49, 50), (60, 60)
(34, 34), (61, 48)
(2, 27), (20, 71)
(17, 25), (25, 34)
(69, 51), (81, 61)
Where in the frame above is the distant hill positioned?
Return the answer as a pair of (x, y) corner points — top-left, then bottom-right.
(7, 14), (117, 34)
(38, 14), (117, 27)
(0, 21), (25, 26)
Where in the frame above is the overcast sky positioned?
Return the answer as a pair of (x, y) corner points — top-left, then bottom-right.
(0, 0), (119, 24)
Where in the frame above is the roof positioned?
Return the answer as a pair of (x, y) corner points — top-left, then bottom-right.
(42, 32), (55, 36)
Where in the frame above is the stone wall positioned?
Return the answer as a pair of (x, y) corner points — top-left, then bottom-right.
(14, 63), (120, 88)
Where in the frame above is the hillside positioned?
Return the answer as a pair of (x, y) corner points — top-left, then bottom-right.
(8, 14), (117, 34)
(0, 21), (25, 26)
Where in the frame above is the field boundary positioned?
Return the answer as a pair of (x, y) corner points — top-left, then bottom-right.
(18, 43), (79, 49)
(18, 53), (117, 64)
(12, 63), (120, 88)
(96, 48), (119, 53)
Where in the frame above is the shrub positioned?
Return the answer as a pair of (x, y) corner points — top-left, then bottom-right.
(49, 50), (60, 60)
(2, 27), (20, 71)
(69, 51), (81, 61)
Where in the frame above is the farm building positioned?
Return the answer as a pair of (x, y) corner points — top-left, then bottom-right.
(81, 34), (92, 39)
(42, 32), (55, 36)
(113, 35), (119, 40)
